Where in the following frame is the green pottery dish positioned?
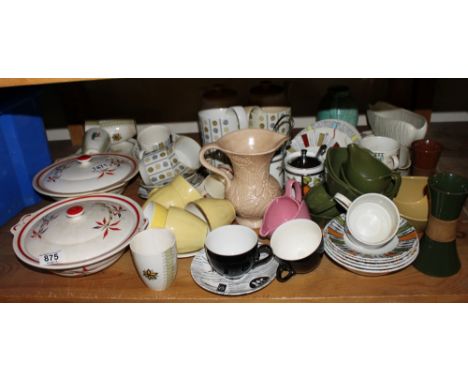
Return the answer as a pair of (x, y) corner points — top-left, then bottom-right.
(324, 147), (401, 201)
(344, 144), (396, 192)
(305, 183), (336, 214)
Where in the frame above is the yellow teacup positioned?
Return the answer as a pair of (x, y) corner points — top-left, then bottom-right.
(142, 201), (168, 229)
(171, 175), (203, 205)
(185, 198), (236, 230)
(165, 207), (208, 253)
(147, 175), (203, 209)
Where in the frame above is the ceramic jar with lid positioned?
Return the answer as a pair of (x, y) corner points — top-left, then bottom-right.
(285, 149), (324, 195)
(317, 85), (359, 127)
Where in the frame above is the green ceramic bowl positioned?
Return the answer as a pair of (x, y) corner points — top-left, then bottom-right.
(343, 144), (397, 192)
(311, 204), (341, 228)
(325, 148), (362, 201)
(325, 146), (401, 200)
(305, 183), (336, 214)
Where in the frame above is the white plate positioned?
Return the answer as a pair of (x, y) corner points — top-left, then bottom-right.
(289, 119), (362, 157)
(191, 248), (278, 296)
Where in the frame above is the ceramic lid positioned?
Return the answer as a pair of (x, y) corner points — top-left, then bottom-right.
(289, 149), (321, 169)
(11, 194), (145, 270)
(249, 81), (289, 106)
(200, 84), (239, 110)
(33, 153), (138, 197)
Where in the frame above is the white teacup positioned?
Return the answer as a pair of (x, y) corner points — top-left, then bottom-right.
(139, 148), (178, 187)
(110, 138), (138, 157)
(359, 136), (400, 170)
(334, 193), (400, 248)
(99, 119), (137, 144)
(245, 106), (292, 136)
(173, 135), (201, 175)
(83, 127), (111, 154)
(130, 228), (177, 291)
(137, 124), (173, 154)
(198, 106), (248, 145)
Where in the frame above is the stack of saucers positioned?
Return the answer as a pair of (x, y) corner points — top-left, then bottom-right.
(323, 214), (419, 276)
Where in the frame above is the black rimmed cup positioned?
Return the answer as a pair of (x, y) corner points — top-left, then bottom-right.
(205, 225), (273, 279)
(270, 219), (324, 282)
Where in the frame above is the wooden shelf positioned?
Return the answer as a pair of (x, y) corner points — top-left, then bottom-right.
(0, 78), (102, 88)
(0, 124), (467, 302)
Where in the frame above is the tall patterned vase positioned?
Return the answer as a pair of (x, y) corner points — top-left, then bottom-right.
(413, 172), (468, 277)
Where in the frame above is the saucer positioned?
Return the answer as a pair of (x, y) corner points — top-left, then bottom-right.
(343, 231), (399, 256)
(191, 249), (278, 296)
(178, 247), (204, 259)
(323, 214), (419, 276)
(325, 214), (419, 262)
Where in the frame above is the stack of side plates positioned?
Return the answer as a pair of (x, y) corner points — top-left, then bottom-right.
(323, 214), (419, 276)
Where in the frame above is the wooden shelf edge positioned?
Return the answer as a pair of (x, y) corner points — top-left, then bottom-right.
(0, 78), (104, 88)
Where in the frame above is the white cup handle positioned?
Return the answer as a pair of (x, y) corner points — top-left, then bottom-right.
(230, 106), (249, 130)
(386, 155), (399, 170)
(334, 193), (352, 211)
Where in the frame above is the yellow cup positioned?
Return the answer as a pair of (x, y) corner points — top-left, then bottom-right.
(142, 201), (168, 229)
(171, 175), (203, 205)
(147, 175), (202, 209)
(165, 207), (208, 253)
(146, 184), (185, 209)
(185, 198), (236, 230)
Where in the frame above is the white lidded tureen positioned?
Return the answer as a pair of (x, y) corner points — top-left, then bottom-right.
(33, 153), (138, 199)
(11, 194), (146, 276)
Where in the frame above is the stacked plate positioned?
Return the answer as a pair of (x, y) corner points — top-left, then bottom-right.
(323, 214), (419, 276)
(11, 194), (146, 277)
(289, 119), (362, 158)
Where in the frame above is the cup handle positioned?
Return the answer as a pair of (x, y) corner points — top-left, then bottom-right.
(284, 179), (303, 203)
(253, 244), (274, 269)
(387, 155), (399, 170)
(199, 144), (232, 188)
(387, 172), (402, 199)
(276, 261), (295, 282)
(334, 193), (352, 211)
(230, 106), (249, 130)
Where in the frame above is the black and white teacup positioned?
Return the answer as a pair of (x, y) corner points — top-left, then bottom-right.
(270, 219), (324, 282)
(205, 225), (273, 279)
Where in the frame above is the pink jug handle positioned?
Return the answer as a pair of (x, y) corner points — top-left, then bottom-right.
(284, 179), (303, 202)
(199, 144), (232, 189)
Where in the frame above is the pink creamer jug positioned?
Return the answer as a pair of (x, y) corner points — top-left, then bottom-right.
(259, 179), (311, 238)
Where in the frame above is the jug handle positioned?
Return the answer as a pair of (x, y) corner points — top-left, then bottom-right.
(334, 193), (352, 211)
(199, 144), (232, 188)
(284, 179), (303, 203)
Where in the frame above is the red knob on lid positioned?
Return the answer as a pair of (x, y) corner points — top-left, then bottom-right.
(77, 155), (92, 164)
(66, 205), (84, 218)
